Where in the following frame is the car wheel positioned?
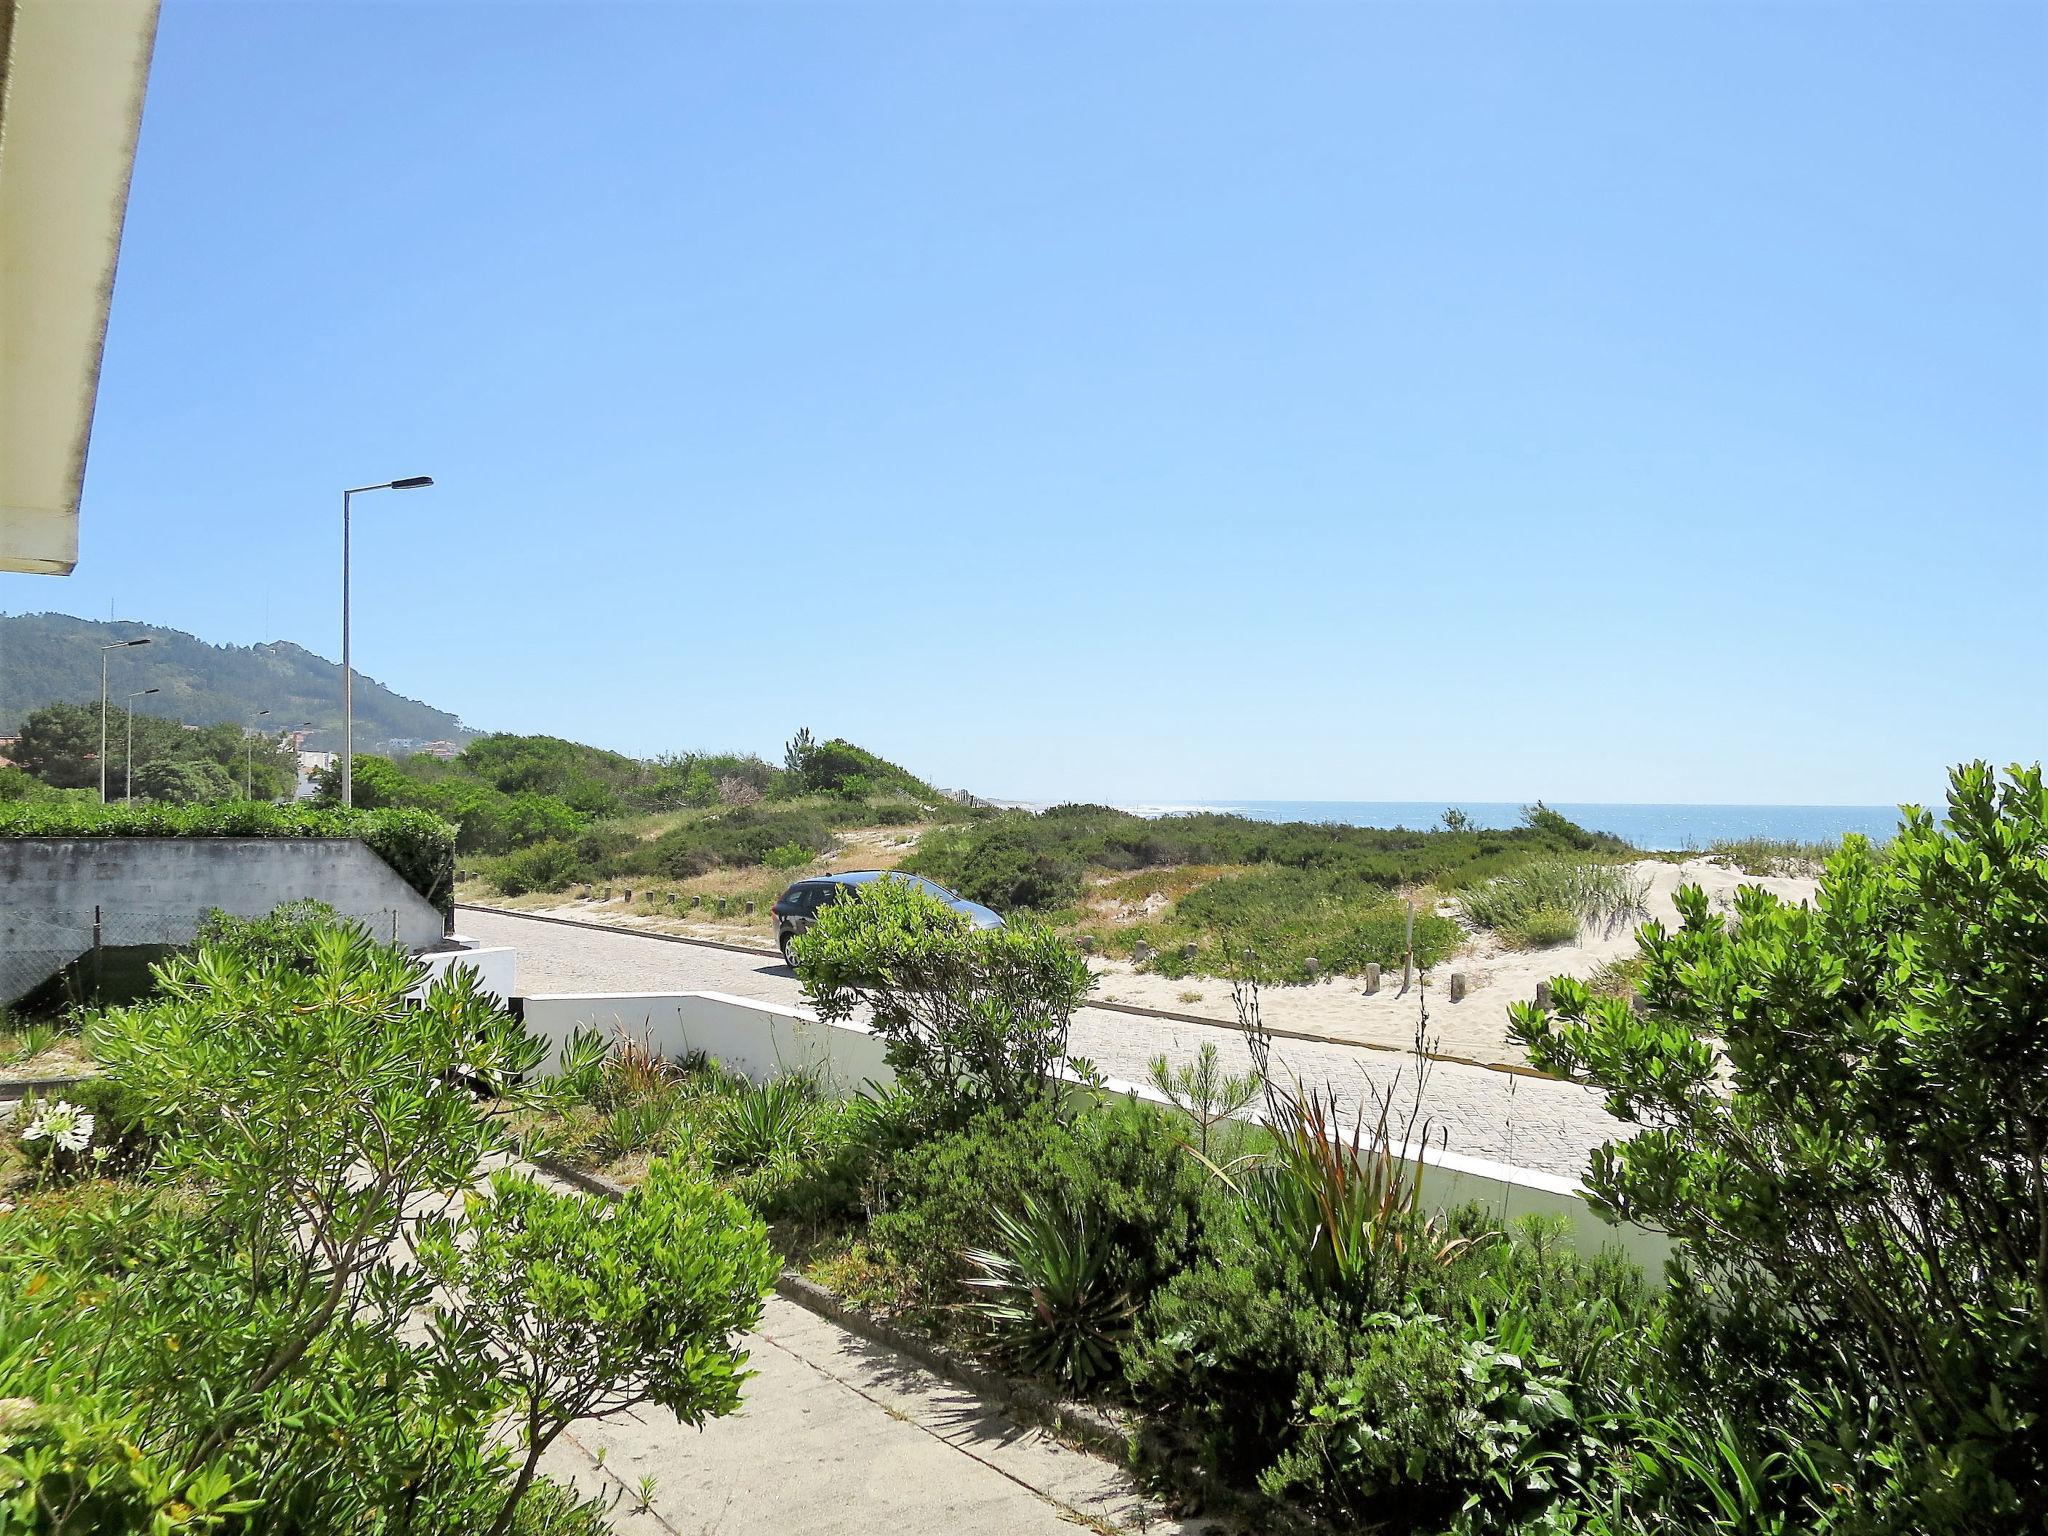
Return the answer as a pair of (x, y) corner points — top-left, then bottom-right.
(780, 935), (796, 968)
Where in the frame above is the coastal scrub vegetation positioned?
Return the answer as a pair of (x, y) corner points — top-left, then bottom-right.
(1457, 858), (1651, 948)
(317, 728), (946, 857)
(1512, 760), (2048, 1527)
(513, 761), (2041, 1532)
(903, 802), (1630, 982)
(4, 762), (2034, 1530)
(335, 729), (1643, 987)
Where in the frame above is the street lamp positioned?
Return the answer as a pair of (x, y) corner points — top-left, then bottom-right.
(98, 637), (152, 803)
(124, 687), (158, 803)
(341, 476), (433, 807)
(244, 709), (271, 799)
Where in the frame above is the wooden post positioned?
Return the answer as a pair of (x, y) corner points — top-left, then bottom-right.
(1401, 901), (1415, 992)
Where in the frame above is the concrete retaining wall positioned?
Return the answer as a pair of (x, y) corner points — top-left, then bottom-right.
(415, 943), (517, 1004)
(518, 989), (1672, 1274)
(0, 837), (448, 1003)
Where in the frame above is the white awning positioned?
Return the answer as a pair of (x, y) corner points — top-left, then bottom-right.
(0, 0), (159, 575)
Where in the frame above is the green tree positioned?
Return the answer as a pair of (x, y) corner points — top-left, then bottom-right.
(133, 758), (236, 804)
(8, 702), (101, 789)
(422, 1163), (776, 1536)
(1511, 761), (2047, 1528)
(795, 877), (1093, 1118)
(784, 726), (818, 791)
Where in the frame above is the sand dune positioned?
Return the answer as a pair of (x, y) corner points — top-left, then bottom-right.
(1088, 858), (1820, 1069)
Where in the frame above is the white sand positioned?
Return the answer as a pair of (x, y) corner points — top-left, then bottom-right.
(1089, 858), (1819, 1068)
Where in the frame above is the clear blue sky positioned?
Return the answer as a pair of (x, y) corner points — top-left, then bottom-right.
(10, 0), (2043, 804)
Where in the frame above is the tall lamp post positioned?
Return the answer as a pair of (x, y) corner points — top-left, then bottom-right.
(244, 708), (271, 799)
(124, 687), (158, 802)
(98, 637), (152, 802)
(341, 476), (433, 807)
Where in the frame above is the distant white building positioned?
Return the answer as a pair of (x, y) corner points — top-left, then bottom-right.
(296, 750), (335, 801)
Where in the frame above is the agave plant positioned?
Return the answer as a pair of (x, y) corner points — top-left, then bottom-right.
(596, 1095), (685, 1160)
(961, 1194), (1134, 1391)
(710, 1074), (820, 1174)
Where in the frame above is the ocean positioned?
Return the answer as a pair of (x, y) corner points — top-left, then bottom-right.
(1096, 800), (1911, 851)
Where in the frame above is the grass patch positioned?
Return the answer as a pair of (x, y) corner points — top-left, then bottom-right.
(1501, 905), (1581, 949)
(1460, 858), (1649, 942)
(1090, 867), (1465, 984)
(1705, 836), (1838, 877)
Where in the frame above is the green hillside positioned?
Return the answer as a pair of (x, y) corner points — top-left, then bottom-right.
(0, 612), (473, 751)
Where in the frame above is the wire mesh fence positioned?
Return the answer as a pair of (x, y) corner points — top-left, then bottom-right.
(1, 906), (400, 1012)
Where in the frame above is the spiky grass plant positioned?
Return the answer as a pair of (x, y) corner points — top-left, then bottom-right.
(961, 1193), (1134, 1391)
(1460, 859), (1650, 942)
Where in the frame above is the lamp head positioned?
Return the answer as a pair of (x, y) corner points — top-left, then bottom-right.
(390, 475), (434, 490)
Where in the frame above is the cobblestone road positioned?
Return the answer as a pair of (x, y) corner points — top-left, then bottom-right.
(460, 907), (1625, 1179)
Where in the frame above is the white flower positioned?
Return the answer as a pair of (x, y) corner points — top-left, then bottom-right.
(21, 1100), (93, 1154)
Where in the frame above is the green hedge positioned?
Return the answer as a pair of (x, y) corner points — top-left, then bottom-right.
(0, 800), (458, 919)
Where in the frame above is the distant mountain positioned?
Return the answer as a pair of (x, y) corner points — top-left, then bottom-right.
(0, 612), (475, 751)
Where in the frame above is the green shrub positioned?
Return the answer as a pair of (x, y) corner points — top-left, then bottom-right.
(1500, 904), (1580, 949)
(764, 841), (816, 872)
(1122, 1200), (1352, 1476)
(783, 731), (941, 801)
(489, 838), (585, 896)
(1513, 762), (2048, 1530)
(1461, 858), (1648, 940)
(0, 799), (457, 918)
(868, 1097), (1216, 1330)
(1134, 869), (1464, 981)
(796, 879), (1091, 1120)
(641, 807), (834, 878)
(0, 906), (772, 1535)
(709, 1075), (821, 1174)
(420, 1162), (776, 1533)
(963, 1194), (1134, 1391)
(193, 897), (347, 969)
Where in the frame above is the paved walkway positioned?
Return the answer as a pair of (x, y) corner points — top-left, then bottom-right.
(538, 1293), (1212, 1536)
(460, 907), (1625, 1179)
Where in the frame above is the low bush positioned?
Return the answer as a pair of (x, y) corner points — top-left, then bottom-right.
(795, 879), (1092, 1121)
(488, 837), (586, 895)
(0, 906), (773, 1535)
(1500, 904), (1580, 949)
(1116, 868), (1464, 981)
(639, 807), (835, 879)
(963, 1194), (1134, 1391)
(1460, 857), (1647, 941)
(864, 1096), (1219, 1334)
(1702, 835), (1839, 877)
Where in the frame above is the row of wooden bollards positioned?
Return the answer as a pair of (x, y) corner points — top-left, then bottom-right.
(573, 887), (756, 916)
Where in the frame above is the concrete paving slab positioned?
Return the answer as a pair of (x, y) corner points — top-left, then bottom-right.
(539, 1293), (1216, 1536)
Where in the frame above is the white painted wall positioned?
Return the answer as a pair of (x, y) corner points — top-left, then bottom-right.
(414, 945), (516, 1003)
(518, 988), (1672, 1272)
(522, 990), (894, 1094)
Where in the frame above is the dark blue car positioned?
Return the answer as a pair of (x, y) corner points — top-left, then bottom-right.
(771, 870), (1003, 965)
